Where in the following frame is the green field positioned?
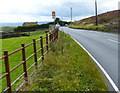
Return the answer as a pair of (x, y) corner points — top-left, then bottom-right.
(0, 29), (49, 92)
(22, 29), (48, 36)
(0, 27), (16, 32)
(20, 32), (108, 91)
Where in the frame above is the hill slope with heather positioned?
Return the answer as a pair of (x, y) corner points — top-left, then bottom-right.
(70, 10), (119, 33)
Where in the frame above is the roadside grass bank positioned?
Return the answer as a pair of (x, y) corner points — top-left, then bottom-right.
(69, 25), (112, 33)
(1, 29), (48, 91)
(20, 31), (108, 91)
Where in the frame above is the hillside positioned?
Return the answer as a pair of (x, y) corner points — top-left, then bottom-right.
(70, 10), (119, 33)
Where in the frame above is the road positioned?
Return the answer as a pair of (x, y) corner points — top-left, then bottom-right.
(60, 27), (119, 91)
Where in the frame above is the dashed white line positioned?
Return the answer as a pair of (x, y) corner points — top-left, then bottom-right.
(108, 39), (120, 44)
(72, 37), (120, 92)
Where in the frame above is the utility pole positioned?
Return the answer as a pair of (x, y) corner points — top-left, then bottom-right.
(71, 7), (72, 22)
(95, 0), (98, 26)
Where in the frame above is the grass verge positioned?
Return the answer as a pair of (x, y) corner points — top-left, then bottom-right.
(69, 25), (112, 33)
(20, 31), (108, 91)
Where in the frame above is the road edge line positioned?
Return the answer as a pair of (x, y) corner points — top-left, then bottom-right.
(72, 37), (119, 92)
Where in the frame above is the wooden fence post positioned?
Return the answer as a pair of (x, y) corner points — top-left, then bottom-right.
(33, 39), (38, 70)
(40, 36), (44, 60)
(51, 33), (53, 42)
(46, 34), (49, 51)
(21, 44), (28, 85)
(4, 51), (12, 93)
(49, 33), (51, 41)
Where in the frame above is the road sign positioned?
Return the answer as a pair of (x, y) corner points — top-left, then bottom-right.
(52, 11), (56, 19)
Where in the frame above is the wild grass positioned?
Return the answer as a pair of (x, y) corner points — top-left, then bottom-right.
(20, 31), (108, 91)
(1, 29), (49, 91)
(69, 25), (111, 32)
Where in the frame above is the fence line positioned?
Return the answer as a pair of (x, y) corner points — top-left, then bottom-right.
(0, 30), (58, 93)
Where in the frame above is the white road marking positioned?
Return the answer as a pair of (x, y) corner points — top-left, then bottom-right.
(108, 39), (120, 44)
(72, 37), (120, 92)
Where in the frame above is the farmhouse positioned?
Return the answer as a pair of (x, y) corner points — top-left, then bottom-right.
(22, 22), (38, 26)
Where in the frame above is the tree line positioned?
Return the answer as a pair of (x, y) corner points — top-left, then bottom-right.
(14, 18), (71, 32)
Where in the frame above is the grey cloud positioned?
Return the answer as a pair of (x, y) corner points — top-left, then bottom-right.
(5, 1), (118, 17)
(36, 1), (111, 18)
(0, 0), (118, 22)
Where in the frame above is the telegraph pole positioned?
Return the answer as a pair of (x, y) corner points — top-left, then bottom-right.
(71, 7), (72, 22)
(95, 0), (98, 26)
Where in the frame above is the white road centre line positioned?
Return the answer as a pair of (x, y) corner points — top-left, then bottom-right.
(108, 39), (120, 44)
(72, 37), (120, 92)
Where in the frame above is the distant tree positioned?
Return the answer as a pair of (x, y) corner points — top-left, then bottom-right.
(55, 18), (60, 24)
(54, 17), (71, 26)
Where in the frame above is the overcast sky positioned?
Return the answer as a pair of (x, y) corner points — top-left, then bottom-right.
(0, 0), (119, 23)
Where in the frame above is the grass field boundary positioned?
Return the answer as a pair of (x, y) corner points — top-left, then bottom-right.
(0, 30), (58, 93)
